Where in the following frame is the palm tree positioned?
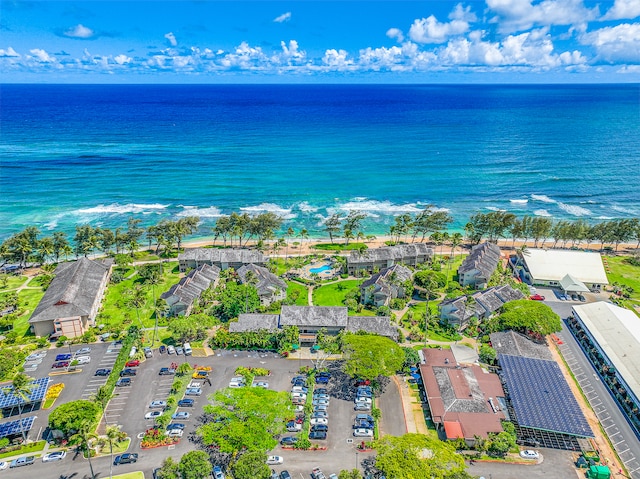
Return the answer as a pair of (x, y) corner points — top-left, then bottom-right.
(105, 425), (126, 479)
(244, 270), (258, 313)
(422, 278), (437, 346)
(125, 284), (147, 327)
(448, 232), (463, 285)
(70, 421), (98, 479)
(2, 373), (33, 442)
(285, 227), (294, 261)
(298, 228), (309, 245)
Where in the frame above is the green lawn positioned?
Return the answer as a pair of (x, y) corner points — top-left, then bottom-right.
(112, 472), (145, 479)
(431, 253), (466, 285)
(313, 242), (366, 251)
(3, 286), (46, 339)
(0, 440), (46, 459)
(0, 275), (29, 290)
(286, 281), (308, 306)
(99, 261), (181, 330)
(312, 280), (359, 307)
(606, 256), (640, 304)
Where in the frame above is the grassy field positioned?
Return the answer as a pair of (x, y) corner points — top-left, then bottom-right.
(312, 279), (359, 306)
(99, 261), (181, 330)
(432, 253), (466, 284)
(313, 242), (366, 251)
(0, 274), (29, 290)
(0, 440), (46, 459)
(605, 256), (640, 305)
(0, 285), (46, 340)
(286, 281), (308, 306)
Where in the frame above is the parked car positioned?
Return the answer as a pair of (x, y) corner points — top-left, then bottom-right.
(185, 387), (202, 396)
(313, 404), (328, 412)
(266, 456), (283, 465)
(125, 360), (140, 367)
(311, 468), (326, 479)
(149, 400), (167, 409)
(95, 368), (111, 376)
(193, 370), (209, 379)
(253, 381), (269, 388)
(175, 346), (184, 355)
(42, 451), (66, 463)
(145, 411), (163, 420)
(519, 450), (539, 459)
(10, 456), (35, 468)
(213, 465), (225, 479)
(51, 361), (69, 369)
(159, 345), (167, 354)
(354, 419), (374, 429)
(55, 354), (72, 361)
(280, 436), (299, 446)
(310, 424), (328, 432)
(280, 471), (292, 479)
(571, 293), (579, 301)
(316, 372), (331, 384)
(313, 393), (329, 400)
(354, 402), (371, 411)
(578, 294), (586, 302)
(0, 462), (7, 470)
(26, 352), (46, 362)
(75, 347), (91, 355)
(172, 411), (190, 420)
(74, 356), (91, 365)
(177, 399), (194, 407)
(312, 399), (329, 406)
(271, 470), (279, 479)
(530, 294), (546, 301)
(116, 378), (131, 387)
(167, 423), (186, 430)
(120, 368), (137, 377)
(286, 421), (302, 432)
(114, 453), (138, 465)
(159, 367), (176, 375)
(355, 397), (372, 404)
(311, 411), (328, 419)
(355, 414), (374, 423)
(353, 428), (373, 437)
(167, 345), (176, 354)
(167, 429), (184, 438)
(308, 431), (327, 440)
(314, 388), (328, 395)
(291, 386), (308, 393)
(310, 418), (328, 426)
(229, 381), (246, 388)
(291, 375), (306, 384)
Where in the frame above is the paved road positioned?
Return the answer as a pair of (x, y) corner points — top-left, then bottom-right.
(470, 448), (579, 479)
(540, 290), (640, 479)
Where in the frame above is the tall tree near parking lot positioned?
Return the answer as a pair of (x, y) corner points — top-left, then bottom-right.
(105, 425), (126, 479)
(1, 372), (33, 442)
(342, 334), (405, 380)
(156, 457), (181, 479)
(198, 387), (294, 454)
(488, 299), (562, 336)
(69, 421), (98, 479)
(232, 451), (271, 479)
(48, 399), (102, 437)
(179, 450), (212, 479)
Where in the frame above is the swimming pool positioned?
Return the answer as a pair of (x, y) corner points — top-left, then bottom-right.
(309, 264), (332, 274)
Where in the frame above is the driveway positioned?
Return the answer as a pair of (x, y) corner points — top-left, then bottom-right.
(469, 448), (579, 479)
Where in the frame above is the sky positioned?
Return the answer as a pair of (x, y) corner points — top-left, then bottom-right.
(1, 0), (639, 83)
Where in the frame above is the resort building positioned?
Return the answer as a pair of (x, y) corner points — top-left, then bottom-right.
(237, 264), (287, 306)
(230, 305), (398, 342)
(28, 258), (112, 338)
(439, 284), (525, 330)
(568, 302), (640, 438)
(161, 264), (220, 316)
(458, 242), (501, 288)
(419, 348), (506, 444)
(347, 244), (433, 275)
(359, 264), (413, 307)
(514, 248), (608, 292)
(178, 248), (266, 272)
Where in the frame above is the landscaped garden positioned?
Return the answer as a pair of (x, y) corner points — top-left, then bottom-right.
(605, 255), (640, 308)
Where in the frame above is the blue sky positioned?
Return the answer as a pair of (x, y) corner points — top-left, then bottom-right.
(1, 0), (639, 82)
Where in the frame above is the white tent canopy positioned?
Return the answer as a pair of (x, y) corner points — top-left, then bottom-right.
(559, 274), (590, 293)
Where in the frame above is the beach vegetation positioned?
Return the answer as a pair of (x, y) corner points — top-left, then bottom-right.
(212, 212), (283, 247)
(313, 242), (366, 251)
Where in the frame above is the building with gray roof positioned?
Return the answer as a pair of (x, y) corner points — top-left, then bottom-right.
(161, 264), (220, 316)
(29, 258), (112, 338)
(237, 264), (287, 306)
(178, 248), (266, 272)
(360, 264), (413, 307)
(440, 284), (524, 330)
(231, 306), (398, 342)
(347, 244), (433, 275)
(458, 242), (501, 288)
(490, 330), (553, 360)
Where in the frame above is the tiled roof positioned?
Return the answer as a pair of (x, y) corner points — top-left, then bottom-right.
(441, 284), (524, 321)
(348, 243), (433, 264)
(237, 264), (287, 298)
(179, 248), (265, 264)
(279, 306), (348, 328)
(230, 314), (280, 332)
(490, 330), (553, 360)
(29, 258), (111, 324)
(161, 264), (219, 307)
(458, 242), (501, 278)
(346, 316), (398, 339)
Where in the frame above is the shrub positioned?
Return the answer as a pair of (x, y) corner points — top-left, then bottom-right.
(294, 437), (311, 450)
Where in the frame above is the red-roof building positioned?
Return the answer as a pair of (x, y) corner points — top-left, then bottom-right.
(419, 348), (506, 444)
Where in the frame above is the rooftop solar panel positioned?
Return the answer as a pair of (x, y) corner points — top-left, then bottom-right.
(0, 416), (36, 438)
(0, 378), (50, 408)
(499, 354), (593, 437)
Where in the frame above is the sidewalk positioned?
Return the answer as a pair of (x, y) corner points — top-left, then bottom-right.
(392, 375), (428, 434)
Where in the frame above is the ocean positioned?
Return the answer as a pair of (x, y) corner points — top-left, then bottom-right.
(1, 84), (639, 240)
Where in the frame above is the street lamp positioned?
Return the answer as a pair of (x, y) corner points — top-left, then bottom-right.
(355, 451), (359, 471)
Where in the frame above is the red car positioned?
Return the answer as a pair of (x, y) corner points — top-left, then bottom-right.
(530, 294), (546, 301)
(52, 361), (69, 368)
(125, 360), (140, 367)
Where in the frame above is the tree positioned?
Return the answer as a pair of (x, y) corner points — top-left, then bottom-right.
(490, 299), (561, 336)
(48, 399), (101, 437)
(179, 450), (212, 479)
(338, 470), (361, 479)
(402, 347), (420, 372)
(216, 282), (260, 321)
(124, 284), (147, 327)
(156, 457), (181, 479)
(105, 425), (126, 479)
(2, 373), (33, 441)
(487, 431), (514, 457)
(478, 344), (497, 364)
(342, 334), (405, 380)
(232, 451), (271, 479)
(374, 433), (470, 479)
(168, 316), (210, 342)
(323, 214), (342, 244)
(69, 421), (98, 479)
(198, 387), (294, 454)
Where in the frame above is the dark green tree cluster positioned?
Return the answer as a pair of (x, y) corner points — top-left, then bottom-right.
(213, 279), (261, 321)
(486, 299), (562, 336)
(387, 206), (454, 244)
(48, 399), (102, 437)
(210, 325), (299, 351)
(212, 212), (284, 247)
(342, 334), (405, 380)
(146, 216), (200, 254)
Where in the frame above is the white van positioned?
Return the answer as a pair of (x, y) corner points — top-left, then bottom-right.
(183, 343), (192, 356)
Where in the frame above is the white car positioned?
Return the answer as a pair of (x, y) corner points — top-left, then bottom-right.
(188, 381), (202, 388)
(25, 352), (46, 362)
(519, 450), (539, 459)
(266, 456), (283, 465)
(74, 356), (91, 365)
(353, 428), (373, 437)
(145, 411), (162, 420)
(167, 429), (183, 438)
(42, 451), (67, 463)
(167, 345), (176, 354)
(253, 381), (269, 389)
(355, 397), (372, 404)
(149, 400), (167, 409)
(310, 418), (328, 426)
(75, 347), (91, 355)
(0, 461), (8, 470)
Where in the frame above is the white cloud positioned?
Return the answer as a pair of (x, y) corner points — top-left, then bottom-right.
(409, 3), (474, 44)
(220, 42), (268, 70)
(322, 49), (353, 68)
(581, 23), (640, 63)
(114, 54), (132, 65)
(164, 32), (177, 47)
(274, 12), (292, 23)
(64, 24), (94, 39)
(486, 0), (599, 33)
(386, 28), (404, 42)
(29, 48), (55, 62)
(602, 0), (640, 20)
(0, 47), (19, 57)
(278, 40), (306, 64)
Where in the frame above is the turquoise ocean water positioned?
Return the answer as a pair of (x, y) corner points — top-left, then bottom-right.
(1, 84), (638, 240)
